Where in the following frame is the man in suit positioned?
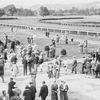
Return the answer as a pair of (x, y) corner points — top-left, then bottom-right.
(29, 82), (37, 100)
(8, 78), (16, 99)
(11, 41), (16, 51)
(39, 81), (48, 100)
(72, 56), (77, 74)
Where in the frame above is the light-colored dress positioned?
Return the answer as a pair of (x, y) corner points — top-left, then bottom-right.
(11, 63), (19, 76)
(16, 45), (21, 58)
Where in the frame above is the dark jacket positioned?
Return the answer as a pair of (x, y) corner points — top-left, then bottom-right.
(22, 58), (27, 68)
(11, 41), (15, 50)
(23, 89), (32, 100)
(34, 56), (39, 64)
(39, 85), (48, 98)
(8, 81), (16, 98)
(30, 86), (36, 99)
(95, 63), (100, 72)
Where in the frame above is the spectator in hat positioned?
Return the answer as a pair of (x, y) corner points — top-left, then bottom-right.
(39, 81), (48, 100)
(27, 37), (31, 44)
(56, 35), (60, 45)
(65, 36), (68, 44)
(72, 56), (77, 74)
(8, 78), (16, 99)
(0, 40), (4, 53)
(29, 82), (37, 100)
(52, 39), (56, 47)
(10, 41), (16, 52)
(22, 55), (28, 76)
(31, 37), (34, 44)
(34, 53), (39, 74)
(26, 52), (33, 74)
(0, 54), (5, 83)
(23, 85), (32, 100)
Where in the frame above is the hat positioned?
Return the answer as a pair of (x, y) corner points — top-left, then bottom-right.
(29, 82), (33, 84)
(42, 81), (46, 84)
(10, 77), (13, 80)
(25, 85), (30, 89)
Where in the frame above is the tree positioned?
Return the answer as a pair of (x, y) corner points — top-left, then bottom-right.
(15, 8), (35, 16)
(0, 9), (5, 16)
(4, 4), (17, 16)
(49, 10), (55, 15)
(39, 6), (50, 16)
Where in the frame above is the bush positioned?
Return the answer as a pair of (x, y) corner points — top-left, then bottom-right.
(61, 49), (67, 56)
(44, 46), (50, 51)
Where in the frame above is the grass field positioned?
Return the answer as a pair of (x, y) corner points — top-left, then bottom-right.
(0, 17), (100, 100)
(0, 26), (100, 59)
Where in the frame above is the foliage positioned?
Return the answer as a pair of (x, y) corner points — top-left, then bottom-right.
(44, 46), (50, 51)
(15, 8), (35, 16)
(0, 9), (5, 16)
(1, 4), (100, 16)
(39, 6), (50, 16)
(4, 4), (17, 16)
(61, 49), (67, 56)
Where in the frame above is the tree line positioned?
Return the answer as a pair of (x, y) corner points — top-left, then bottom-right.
(0, 4), (36, 16)
(0, 4), (100, 17)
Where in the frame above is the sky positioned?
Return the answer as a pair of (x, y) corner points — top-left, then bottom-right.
(0, 0), (100, 8)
